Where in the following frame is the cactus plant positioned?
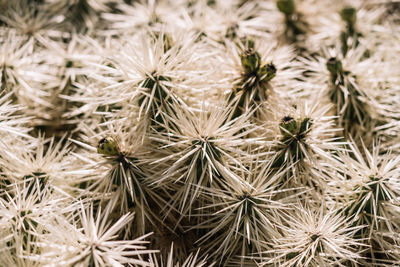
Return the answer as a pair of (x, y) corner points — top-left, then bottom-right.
(0, 0), (399, 266)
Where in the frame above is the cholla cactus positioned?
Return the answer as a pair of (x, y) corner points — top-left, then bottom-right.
(329, 141), (400, 264)
(0, 0), (399, 266)
(35, 199), (156, 266)
(299, 43), (395, 143)
(0, 184), (73, 267)
(260, 204), (365, 267)
(192, 160), (296, 265)
(148, 101), (259, 217)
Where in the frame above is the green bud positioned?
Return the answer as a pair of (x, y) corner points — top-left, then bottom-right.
(340, 6), (357, 25)
(97, 136), (120, 156)
(258, 62), (277, 83)
(241, 49), (261, 74)
(277, 0), (295, 15)
(279, 116), (297, 137)
(326, 57), (343, 74)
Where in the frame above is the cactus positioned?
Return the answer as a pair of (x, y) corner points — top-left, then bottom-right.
(0, 0), (399, 266)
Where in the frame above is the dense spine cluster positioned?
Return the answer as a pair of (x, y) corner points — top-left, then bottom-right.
(0, 0), (399, 266)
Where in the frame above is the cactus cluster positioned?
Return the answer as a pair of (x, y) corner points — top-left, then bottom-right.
(0, 0), (399, 266)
